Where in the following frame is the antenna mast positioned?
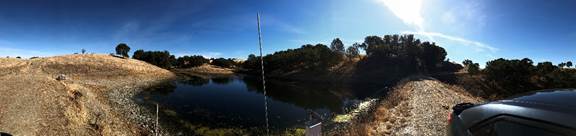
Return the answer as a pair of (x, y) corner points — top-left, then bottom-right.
(257, 12), (270, 136)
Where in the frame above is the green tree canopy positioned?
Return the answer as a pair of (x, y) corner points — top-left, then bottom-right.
(132, 50), (173, 69)
(115, 43), (130, 58)
(330, 38), (345, 53)
(346, 43), (360, 59)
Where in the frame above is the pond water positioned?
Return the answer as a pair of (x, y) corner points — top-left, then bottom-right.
(135, 75), (386, 134)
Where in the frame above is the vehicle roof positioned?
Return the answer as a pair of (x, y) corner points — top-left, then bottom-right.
(458, 89), (576, 129)
(508, 89), (576, 108)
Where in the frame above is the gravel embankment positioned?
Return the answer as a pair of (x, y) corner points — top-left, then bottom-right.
(331, 77), (484, 136)
(371, 77), (484, 135)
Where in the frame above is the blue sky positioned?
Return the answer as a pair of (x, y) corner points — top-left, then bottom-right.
(0, 0), (574, 66)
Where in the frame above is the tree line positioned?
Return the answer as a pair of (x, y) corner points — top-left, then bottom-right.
(463, 59), (576, 96)
(114, 43), (238, 69)
(242, 34), (460, 84)
(112, 35), (574, 96)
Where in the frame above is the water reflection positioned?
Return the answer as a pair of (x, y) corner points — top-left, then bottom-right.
(136, 74), (386, 134)
(211, 77), (233, 85)
(242, 76), (347, 112)
(178, 75), (209, 86)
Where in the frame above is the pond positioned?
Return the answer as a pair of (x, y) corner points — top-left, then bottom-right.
(135, 75), (386, 135)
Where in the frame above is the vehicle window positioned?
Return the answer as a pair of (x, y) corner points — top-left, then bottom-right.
(472, 120), (566, 136)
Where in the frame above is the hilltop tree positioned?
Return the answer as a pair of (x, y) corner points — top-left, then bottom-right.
(463, 59), (473, 66)
(559, 62), (566, 68)
(330, 38), (345, 54)
(462, 59), (480, 74)
(132, 49), (144, 59)
(567, 61), (573, 68)
(115, 43), (131, 58)
(363, 36), (385, 56)
(420, 42), (447, 70)
(81, 48), (86, 54)
(346, 43), (360, 59)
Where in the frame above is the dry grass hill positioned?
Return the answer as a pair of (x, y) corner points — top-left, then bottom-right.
(0, 54), (175, 135)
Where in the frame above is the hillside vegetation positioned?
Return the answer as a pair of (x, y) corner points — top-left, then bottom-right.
(0, 54), (175, 135)
(242, 34), (462, 84)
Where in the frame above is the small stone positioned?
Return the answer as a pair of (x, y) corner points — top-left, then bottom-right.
(56, 74), (67, 81)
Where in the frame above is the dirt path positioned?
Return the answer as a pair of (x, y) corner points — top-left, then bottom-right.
(0, 54), (175, 135)
(370, 77), (484, 135)
(333, 77), (484, 136)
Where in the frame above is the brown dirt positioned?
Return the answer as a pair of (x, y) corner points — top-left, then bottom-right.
(333, 77), (484, 136)
(0, 54), (175, 136)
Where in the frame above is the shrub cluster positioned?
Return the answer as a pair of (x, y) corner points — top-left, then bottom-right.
(483, 58), (576, 96)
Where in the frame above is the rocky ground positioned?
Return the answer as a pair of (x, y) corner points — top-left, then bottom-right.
(331, 77), (484, 136)
(0, 54), (175, 135)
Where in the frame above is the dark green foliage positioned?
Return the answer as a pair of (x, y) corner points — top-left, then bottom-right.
(243, 44), (342, 74)
(243, 34), (457, 84)
(115, 43), (130, 58)
(242, 54), (260, 70)
(567, 61), (573, 68)
(357, 34), (457, 80)
(81, 49), (86, 54)
(462, 59), (480, 74)
(484, 58), (535, 95)
(346, 43), (360, 59)
(177, 55), (209, 68)
(132, 50), (173, 69)
(483, 58), (576, 96)
(330, 38), (345, 54)
(211, 58), (237, 68)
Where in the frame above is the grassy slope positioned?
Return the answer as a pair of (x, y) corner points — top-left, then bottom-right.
(0, 54), (175, 135)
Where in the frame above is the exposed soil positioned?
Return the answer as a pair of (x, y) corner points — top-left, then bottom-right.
(0, 54), (175, 136)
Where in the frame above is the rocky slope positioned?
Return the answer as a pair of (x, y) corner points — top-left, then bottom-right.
(0, 54), (175, 135)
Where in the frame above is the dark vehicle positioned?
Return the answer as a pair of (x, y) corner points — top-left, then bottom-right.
(448, 89), (576, 136)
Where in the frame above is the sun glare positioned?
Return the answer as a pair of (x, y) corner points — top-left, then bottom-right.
(377, 0), (424, 29)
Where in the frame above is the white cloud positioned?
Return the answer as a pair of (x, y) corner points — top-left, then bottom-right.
(376, 0), (424, 30)
(266, 16), (307, 35)
(441, 1), (487, 33)
(0, 47), (56, 58)
(403, 31), (498, 52)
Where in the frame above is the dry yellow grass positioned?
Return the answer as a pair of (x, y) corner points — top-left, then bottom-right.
(172, 64), (234, 78)
(0, 54), (175, 135)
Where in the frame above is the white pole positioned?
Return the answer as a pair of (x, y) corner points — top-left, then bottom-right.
(156, 103), (159, 136)
(257, 12), (270, 136)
